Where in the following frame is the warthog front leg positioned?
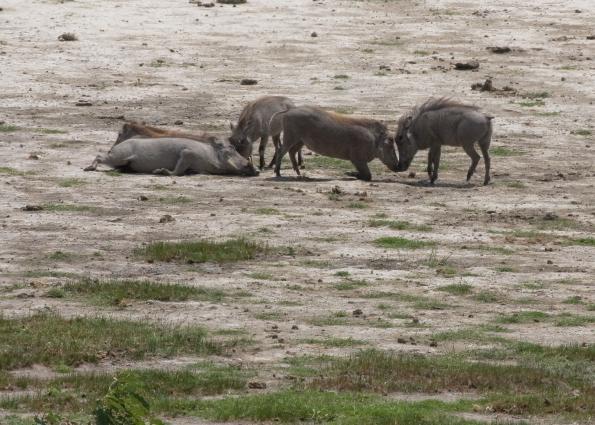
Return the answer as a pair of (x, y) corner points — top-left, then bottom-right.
(348, 160), (372, 181)
(84, 154), (105, 171)
(258, 135), (268, 170)
(430, 145), (441, 184)
(462, 143), (481, 182)
(268, 134), (282, 169)
(153, 149), (197, 176)
(426, 150), (433, 181)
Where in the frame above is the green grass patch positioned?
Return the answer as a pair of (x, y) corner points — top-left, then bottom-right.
(36, 128), (68, 134)
(308, 155), (354, 171)
(47, 250), (74, 261)
(490, 146), (524, 157)
(254, 311), (284, 321)
(0, 312), (219, 370)
(571, 129), (591, 136)
(518, 100), (545, 107)
(0, 365), (251, 414)
(346, 201), (368, 209)
(162, 389), (479, 424)
(0, 167), (26, 176)
(373, 237), (435, 249)
(158, 196), (192, 204)
(368, 219), (431, 232)
(0, 124), (20, 133)
(473, 290), (503, 303)
(41, 203), (99, 213)
(567, 237), (595, 246)
(301, 337), (366, 348)
(496, 311), (550, 324)
(334, 278), (369, 291)
(138, 238), (267, 264)
(57, 178), (86, 188)
(333, 74), (350, 79)
(437, 283), (472, 295)
(254, 207), (280, 215)
(55, 279), (235, 305)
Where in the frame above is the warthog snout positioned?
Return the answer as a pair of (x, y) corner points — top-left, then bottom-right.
(243, 163), (259, 177)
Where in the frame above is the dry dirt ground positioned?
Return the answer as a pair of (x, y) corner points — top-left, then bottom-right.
(0, 0), (594, 424)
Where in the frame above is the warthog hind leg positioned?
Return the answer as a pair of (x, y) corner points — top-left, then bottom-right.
(478, 130), (492, 185)
(84, 154), (104, 171)
(426, 150), (433, 181)
(268, 134), (281, 169)
(463, 143), (481, 182)
(153, 149), (197, 176)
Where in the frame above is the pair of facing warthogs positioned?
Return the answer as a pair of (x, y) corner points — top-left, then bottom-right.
(86, 96), (494, 185)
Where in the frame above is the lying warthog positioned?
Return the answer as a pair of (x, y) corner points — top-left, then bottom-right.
(395, 98), (494, 185)
(273, 106), (399, 181)
(84, 137), (258, 176)
(229, 95), (300, 170)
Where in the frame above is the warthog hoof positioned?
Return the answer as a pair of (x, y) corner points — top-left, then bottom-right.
(152, 168), (172, 176)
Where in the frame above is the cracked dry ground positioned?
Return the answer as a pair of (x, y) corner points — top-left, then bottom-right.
(0, 0), (594, 424)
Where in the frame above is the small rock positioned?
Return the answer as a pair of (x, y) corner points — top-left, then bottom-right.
(291, 325), (299, 330)
(138, 195), (148, 201)
(240, 78), (258, 85)
(471, 78), (494, 92)
(174, 120), (183, 125)
(547, 260), (554, 265)
(429, 341), (438, 347)
(543, 212), (558, 220)
(586, 35), (595, 40)
(28, 154), (40, 160)
(311, 31), (318, 37)
(159, 214), (174, 223)
(487, 46), (511, 54)
(248, 381), (267, 389)
(352, 309), (363, 317)
(75, 101), (93, 107)
(58, 33), (77, 42)
(544, 247), (553, 252)
(397, 337), (407, 344)
(455, 60), (479, 70)
(408, 171), (416, 178)
(22, 205), (43, 211)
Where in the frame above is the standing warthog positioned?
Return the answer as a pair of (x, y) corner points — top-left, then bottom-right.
(273, 106), (399, 181)
(395, 98), (494, 185)
(84, 137), (259, 176)
(229, 95), (299, 170)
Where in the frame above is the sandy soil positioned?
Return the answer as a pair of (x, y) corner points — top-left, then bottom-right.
(0, 0), (594, 422)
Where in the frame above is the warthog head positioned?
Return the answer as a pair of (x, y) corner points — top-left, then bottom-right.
(115, 122), (142, 145)
(228, 122), (252, 160)
(373, 123), (399, 172)
(219, 142), (259, 177)
(395, 115), (418, 172)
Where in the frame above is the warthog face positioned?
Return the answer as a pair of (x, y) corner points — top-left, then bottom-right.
(377, 135), (400, 172)
(228, 123), (252, 159)
(115, 123), (138, 145)
(395, 116), (418, 172)
(219, 144), (259, 177)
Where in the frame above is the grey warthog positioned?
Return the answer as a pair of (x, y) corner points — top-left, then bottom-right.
(395, 98), (494, 185)
(84, 137), (258, 176)
(273, 106), (399, 181)
(229, 95), (299, 170)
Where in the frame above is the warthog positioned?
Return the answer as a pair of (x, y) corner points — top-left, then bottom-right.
(395, 98), (494, 185)
(273, 106), (399, 181)
(229, 95), (300, 170)
(84, 137), (258, 176)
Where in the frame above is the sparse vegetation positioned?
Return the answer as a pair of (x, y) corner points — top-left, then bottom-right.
(53, 279), (236, 305)
(138, 238), (267, 263)
(369, 219), (431, 232)
(0, 312), (219, 370)
(374, 237), (435, 249)
(438, 283), (472, 295)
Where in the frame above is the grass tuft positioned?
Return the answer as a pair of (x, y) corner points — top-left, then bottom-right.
(138, 238), (267, 263)
(374, 237), (435, 249)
